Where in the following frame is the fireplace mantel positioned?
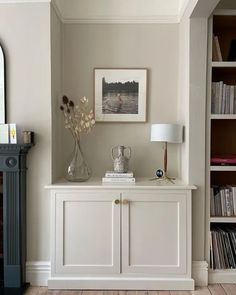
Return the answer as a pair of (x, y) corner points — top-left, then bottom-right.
(0, 143), (33, 288)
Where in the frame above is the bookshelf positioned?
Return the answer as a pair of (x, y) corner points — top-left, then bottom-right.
(207, 11), (236, 283)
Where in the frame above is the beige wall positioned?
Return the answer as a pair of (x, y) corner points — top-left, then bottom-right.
(0, 3), (52, 261)
(62, 23), (181, 178)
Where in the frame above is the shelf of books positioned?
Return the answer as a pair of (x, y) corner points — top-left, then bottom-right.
(208, 12), (236, 283)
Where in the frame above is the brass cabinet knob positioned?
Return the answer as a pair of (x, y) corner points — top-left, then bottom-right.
(114, 199), (120, 205)
(123, 199), (129, 205)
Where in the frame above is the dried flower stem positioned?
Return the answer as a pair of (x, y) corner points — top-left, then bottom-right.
(60, 95), (95, 142)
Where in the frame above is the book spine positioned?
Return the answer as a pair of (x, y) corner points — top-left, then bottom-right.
(225, 188), (232, 216)
(210, 187), (215, 216)
(220, 189), (226, 216)
(232, 187), (236, 215)
(230, 85), (234, 114)
(102, 177), (135, 183)
(105, 173), (133, 178)
(212, 82), (216, 114)
(219, 81), (223, 114)
(214, 36), (223, 61)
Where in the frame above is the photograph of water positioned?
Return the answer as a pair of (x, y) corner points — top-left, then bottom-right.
(102, 77), (139, 114)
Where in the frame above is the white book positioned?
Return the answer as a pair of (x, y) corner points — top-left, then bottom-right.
(225, 85), (230, 114)
(0, 124), (9, 143)
(231, 186), (236, 215)
(221, 84), (226, 114)
(230, 85), (234, 114)
(219, 81), (223, 114)
(9, 123), (17, 144)
(214, 36), (223, 61)
(225, 188), (232, 216)
(102, 177), (135, 183)
(220, 188), (226, 216)
(211, 82), (216, 114)
(210, 187), (215, 216)
(105, 171), (134, 178)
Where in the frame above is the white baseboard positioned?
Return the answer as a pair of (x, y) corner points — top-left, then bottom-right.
(26, 260), (209, 287)
(192, 261), (208, 287)
(209, 269), (236, 284)
(26, 261), (51, 286)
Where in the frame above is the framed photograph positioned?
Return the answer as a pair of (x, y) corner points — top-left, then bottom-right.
(94, 68), (147, 122)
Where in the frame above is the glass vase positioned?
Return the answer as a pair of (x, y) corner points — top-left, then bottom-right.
(66, 137), (91, 182)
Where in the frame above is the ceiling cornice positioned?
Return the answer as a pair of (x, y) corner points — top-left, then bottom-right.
(51, 0), (181, 24)
(62, 15), (179, 24)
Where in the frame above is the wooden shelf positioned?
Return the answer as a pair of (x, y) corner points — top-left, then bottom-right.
(212, 61), (236, 67)
(210, 166), (236, 171)
(210, 217), (236, 223)
(211, 114), (236, 119)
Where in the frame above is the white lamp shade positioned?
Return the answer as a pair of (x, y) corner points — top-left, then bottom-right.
(151, 124), (183, 143)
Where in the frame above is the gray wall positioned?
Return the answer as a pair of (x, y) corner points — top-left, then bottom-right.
(51, 5), (63, 182)
(62, 24), (181, 178)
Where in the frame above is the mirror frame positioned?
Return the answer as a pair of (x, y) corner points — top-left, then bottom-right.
(0, 43), (6, 124)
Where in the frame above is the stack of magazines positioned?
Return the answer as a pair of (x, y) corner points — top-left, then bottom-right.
(102, 171), (135, 183)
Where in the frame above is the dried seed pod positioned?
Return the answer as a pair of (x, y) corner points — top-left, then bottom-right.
(62, 95), (69, 104)
(69, 100), (74, 107)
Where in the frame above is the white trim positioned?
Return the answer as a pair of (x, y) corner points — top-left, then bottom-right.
(0, 0), (50, 3)
(62, 15), (179, 24)
(48, 277), (194, 290)
(51, 0), (63, 22)
(192, 261), (208, 287)
(209, 269), (236, 284)
(25, 260), (198, 289)
(214, 9), (236, 16)
(26, 261), (51, 287)
(0, 0), (179, 24)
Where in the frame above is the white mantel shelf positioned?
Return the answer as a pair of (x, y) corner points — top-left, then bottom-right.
(45, 178), (196, 190)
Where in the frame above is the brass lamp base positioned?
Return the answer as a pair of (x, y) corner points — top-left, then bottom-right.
(150, 175), (175, 184)
(149, 168), (175, 184)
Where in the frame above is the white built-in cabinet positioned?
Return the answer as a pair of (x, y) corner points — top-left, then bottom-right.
(46, 179), (195, 290)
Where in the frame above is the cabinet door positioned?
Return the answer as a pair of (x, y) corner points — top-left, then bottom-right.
(53, 191), (120, 275)
(121, 191), (189, 275)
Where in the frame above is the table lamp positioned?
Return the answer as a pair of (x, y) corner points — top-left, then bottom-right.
(150, 124), (183, 182)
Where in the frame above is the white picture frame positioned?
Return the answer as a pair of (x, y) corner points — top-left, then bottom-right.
(94, 68), (147, 122)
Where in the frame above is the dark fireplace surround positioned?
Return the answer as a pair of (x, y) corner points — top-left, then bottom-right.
(0, 144), (32, 288)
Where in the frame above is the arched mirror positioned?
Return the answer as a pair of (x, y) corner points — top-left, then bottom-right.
(0, 44), (5, 123)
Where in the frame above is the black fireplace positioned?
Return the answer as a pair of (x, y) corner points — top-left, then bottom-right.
(0, 144), (32, 288)
(0, 173), (3, 286)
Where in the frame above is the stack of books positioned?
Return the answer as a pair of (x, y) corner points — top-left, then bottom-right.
(210, 225), (236, 269)
(102, 171), (135, 183)
(211, 81), (236, 114)
(211, 185), (236, 217)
